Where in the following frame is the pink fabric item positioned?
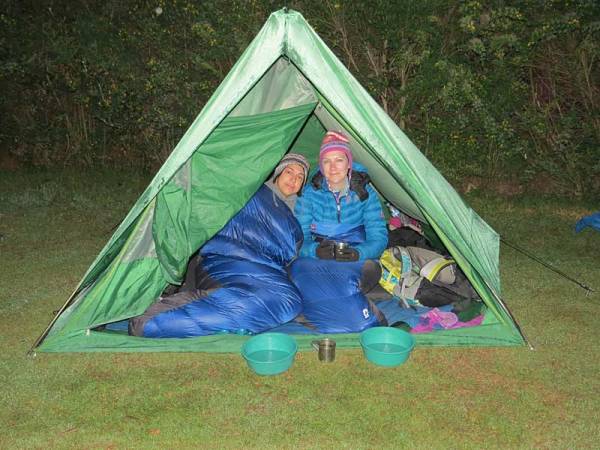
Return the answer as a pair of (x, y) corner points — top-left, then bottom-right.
(389, 213), (423, 234)
(410, 308), (485, 334)
(319, 130), (353, 179)
(389, 217), (403, 229)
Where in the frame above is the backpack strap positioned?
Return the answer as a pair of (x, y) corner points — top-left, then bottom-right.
(420, 257), (456, 282)
(392, 246), (413, 278)
(393, 272), (423, 303)
(379, 247), (412, 294)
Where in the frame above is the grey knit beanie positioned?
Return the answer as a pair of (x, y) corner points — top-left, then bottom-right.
(272, 153), (310, 188)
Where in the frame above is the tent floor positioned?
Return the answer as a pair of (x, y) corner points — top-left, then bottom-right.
(102, 298), (485, 336)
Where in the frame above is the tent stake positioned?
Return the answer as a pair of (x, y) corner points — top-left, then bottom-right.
(501, 237), (595, 295)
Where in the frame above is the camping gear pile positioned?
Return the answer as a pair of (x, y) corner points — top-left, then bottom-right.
(375, 213), (485, 333)
(32, 9), (526, 354)
(379, 243), (479, 308)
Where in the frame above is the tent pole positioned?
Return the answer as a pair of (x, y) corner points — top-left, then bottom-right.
(501, 237), (595, 294)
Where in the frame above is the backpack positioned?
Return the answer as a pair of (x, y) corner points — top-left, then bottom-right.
(379, 246), (477, 307)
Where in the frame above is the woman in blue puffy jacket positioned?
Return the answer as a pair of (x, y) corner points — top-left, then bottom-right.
(290, 131), (388, 333)
(295, 130), (387, 262)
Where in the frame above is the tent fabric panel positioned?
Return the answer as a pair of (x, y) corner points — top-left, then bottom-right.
(44, 205), (157, 337)
(230, 58), (316, 117)
(69, 12), (287, 297)
(45, 202), (157, 337)
(44, 284), (94, 339)
(470, 210), (502, 291)
(289, 114), (326, 167)
(423, 208), (520, 339)
(77, 220), (138, 290)
(284, 11), (501, 297)
(152, 103), (317, 283)
(56, 258), (165, 336)
(152, 183), (193, 284)
(54, 203), (167, 336)
(120, 201), (158, 263)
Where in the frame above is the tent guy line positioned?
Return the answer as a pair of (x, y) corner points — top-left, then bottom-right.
(500, 238), (595, 295)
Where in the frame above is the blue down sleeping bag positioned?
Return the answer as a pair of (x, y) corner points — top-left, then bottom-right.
(138, 185), (303, 338)
(289, 224), (381, 333)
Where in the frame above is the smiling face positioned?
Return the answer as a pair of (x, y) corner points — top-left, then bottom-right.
(321, 150), (349, 190)
(275, 163), (305, 197)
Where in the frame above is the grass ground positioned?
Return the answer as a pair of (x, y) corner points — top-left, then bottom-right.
(1, 169), (599, 449)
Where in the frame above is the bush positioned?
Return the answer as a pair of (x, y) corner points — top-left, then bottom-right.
(1, 0), (598, 197)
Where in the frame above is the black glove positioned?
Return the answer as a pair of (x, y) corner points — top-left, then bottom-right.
(335, 246), (360, 262)
(316, 240), (336, 260)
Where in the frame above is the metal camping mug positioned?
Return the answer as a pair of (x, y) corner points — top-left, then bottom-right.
(335, 242), (348, 251)
(311, 338), (336, 362)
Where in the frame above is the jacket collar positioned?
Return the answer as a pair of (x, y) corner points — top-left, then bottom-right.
(321, 176), (350, 196)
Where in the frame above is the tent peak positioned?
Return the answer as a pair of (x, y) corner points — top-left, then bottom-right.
(269, 7), (305, 23)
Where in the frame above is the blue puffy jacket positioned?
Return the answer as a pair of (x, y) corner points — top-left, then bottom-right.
(294, 163), (387, 260)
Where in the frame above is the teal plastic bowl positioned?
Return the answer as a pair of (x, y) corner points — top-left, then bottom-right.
(241, 333), (298, 376)
(360, 327), (415, 367)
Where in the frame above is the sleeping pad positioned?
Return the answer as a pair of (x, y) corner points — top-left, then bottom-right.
(131, 185), (303, 338)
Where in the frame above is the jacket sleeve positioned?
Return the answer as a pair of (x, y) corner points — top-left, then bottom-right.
(355, 185), (388, 260)
(294, 189), (318, 258)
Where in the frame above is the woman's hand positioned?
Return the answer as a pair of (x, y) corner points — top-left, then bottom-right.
(316, 240), (336, 259)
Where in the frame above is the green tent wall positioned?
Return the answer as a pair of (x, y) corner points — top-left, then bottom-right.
(33, 9), (525, 353)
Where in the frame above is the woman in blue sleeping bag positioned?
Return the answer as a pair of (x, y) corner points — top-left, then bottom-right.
(290, 131), (388, 333)
(129, 153), (310, 338)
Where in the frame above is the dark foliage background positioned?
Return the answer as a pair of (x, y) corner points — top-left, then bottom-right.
(1, 0), (598, 197)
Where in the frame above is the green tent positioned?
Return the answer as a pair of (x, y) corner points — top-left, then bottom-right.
(33, 9), (526, 353)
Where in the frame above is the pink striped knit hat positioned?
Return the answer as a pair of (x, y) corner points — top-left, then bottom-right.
(319, 130), (353, 179)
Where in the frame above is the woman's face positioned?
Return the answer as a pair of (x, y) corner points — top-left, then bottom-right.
(321, 150), (349, 190)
